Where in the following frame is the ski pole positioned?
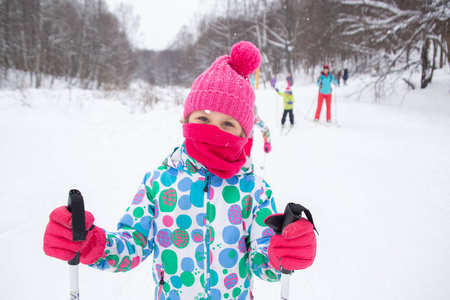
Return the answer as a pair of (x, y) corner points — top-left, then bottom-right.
(260, 152), (267, 170)
(275, 92), (279, 127)
(265, 203), (317, 300)
(304, 95), (316, 120)
(67, 189), (87, 300)
(334, 89), (338, 124)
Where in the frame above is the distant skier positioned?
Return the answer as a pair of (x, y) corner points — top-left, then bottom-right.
(250, 74), (256, 89)
(244, 106), (271, 156)
(314, 64), (338, 123)
(270, 75), (277, 89)
(286, 73), (294, 87)
(276, 86), (294, 128)
(336, 69), (343, 87)
(343, 68), (349, 86)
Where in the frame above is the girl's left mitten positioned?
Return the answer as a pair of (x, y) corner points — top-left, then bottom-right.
(268, 218), (316, 271)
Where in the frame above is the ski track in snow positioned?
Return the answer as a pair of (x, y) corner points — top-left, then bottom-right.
(1, 70), (450, 299)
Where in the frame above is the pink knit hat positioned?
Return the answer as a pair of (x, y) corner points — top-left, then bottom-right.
(183, 41), (261, 137)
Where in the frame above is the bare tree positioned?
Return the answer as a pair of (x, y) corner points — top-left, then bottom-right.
(260, 0), (304, 73)
(338, 0), (449, 95)
(1, 0), (137, 89)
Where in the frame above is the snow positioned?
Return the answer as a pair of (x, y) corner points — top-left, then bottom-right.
(1, 69), (450, 299)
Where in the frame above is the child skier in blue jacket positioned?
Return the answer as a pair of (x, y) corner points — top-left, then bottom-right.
(315, 64), (338, 122)
(43, 41), (317, 300)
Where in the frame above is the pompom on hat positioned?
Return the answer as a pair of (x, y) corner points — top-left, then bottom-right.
(183, 41), (261, 137)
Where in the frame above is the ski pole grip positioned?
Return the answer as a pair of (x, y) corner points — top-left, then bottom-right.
(281, 203), (316, 233)
(67, 189), (87, 266)
(265, 202), (317, 274)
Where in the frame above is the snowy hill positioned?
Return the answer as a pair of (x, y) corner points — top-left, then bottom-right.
(1, 69), (449, 299)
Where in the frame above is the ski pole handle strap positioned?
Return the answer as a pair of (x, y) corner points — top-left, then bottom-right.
(265, 202), (318, 236)
(67, 189), (86, 266)
(283, 203), (317, 234)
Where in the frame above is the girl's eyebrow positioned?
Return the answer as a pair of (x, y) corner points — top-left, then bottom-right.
(225, 118), (238, 123)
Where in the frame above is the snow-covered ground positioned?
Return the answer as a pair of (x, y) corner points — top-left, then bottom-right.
(1, 69), (449, 299)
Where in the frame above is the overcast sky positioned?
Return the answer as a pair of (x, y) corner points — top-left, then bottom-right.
(106, 0), (216, 50)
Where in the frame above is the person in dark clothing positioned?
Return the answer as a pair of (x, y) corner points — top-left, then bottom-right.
(343, 69), (349, 86)
(286, 73), (294, 87)
(336, 70), (342, 87)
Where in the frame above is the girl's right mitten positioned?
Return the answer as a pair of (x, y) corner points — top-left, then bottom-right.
(43, 206), (106, 264)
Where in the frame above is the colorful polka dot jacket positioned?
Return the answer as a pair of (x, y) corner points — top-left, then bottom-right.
(90, 143), (281, 299)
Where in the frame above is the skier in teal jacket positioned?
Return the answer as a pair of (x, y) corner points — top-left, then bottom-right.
(315, 64), (338, 122)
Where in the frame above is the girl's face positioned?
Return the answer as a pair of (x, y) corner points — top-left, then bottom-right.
(188, 110), (244, 137)
(324, 68), (329, 74)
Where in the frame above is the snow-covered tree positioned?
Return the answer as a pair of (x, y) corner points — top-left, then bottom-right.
(337, 0), (449, 93)
(0, 0), (136, 89)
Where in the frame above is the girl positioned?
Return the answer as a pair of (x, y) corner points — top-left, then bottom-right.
(43, 41), (316, 300)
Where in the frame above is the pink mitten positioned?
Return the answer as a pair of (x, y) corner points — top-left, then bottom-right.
(268, 218), (316, 271)
(43, 206), (106, 264)
(264, 142), (272, 153)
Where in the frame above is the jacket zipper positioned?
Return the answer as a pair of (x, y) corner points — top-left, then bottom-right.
(203, 172), (211, 192)
(203, 171), (211, 299)
(158, 269), (164, 299)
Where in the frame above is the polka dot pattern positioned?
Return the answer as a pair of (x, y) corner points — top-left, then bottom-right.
(96, 147), (280, 299)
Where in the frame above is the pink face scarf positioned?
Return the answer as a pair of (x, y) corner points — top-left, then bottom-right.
(182, 123), (248, 179)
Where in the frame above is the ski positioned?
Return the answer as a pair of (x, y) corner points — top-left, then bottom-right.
(284, 125), (294, 136)
(308, 119), (340, 128)
(309, 119), (327, 127)
(328, 121), (340, 128)
(280, 125), (294, 136)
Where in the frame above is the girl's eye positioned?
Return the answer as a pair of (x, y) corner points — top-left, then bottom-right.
(199, 116), (208, 122)
(223, 122), (234, 127)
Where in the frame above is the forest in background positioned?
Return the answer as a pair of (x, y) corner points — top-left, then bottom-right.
(1, 0), (449, 98)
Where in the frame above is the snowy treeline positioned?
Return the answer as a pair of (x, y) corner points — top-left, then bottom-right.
(138, 0), (449, 91)
(0, 0), (136, 89)
(1, 0), (449, 93)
